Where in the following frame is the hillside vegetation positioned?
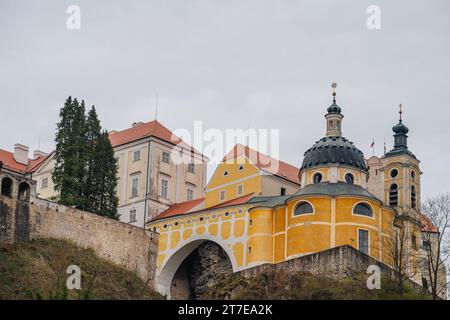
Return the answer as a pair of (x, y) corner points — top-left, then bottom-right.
(204, 270), (432, 300)
(0, 239), (163, 300)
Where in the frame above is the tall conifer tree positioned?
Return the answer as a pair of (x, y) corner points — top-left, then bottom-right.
(52, 97), (87, 207)
(53, 98), (119, 219)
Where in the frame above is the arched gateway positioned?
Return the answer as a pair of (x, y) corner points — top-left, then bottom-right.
(156, 236), (236, 299)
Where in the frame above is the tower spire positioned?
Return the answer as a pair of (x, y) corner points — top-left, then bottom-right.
(399, 103), (403, 122)
(332, 82), (337, 104)
(325, 82), (343, 137)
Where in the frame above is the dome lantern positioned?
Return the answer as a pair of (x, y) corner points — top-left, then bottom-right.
(325, 83), (344, 137)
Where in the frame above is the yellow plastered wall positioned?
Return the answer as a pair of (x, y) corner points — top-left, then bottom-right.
(247, 208), (274, 264)
(205, 156), (262, 207)
(286, 197), (332, 257)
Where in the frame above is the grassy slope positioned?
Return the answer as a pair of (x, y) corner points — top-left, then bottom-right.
(0, 239), (163, 300)
(204, 270), (432, 300)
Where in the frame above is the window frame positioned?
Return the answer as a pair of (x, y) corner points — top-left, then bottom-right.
(133, 150), (141, 162)
(389, 183), (399, 206)
(357, 228), (370, 255)
(344, 172), (354, 184)
(41, 177), (48, 189)
(313, 172), (323, 184)
(220, 190), (226, 201)
(162, 151), (170, 164)
(390, 168), (399, 178)
(130, 174), (139, 198)
(352, 202), (375, 219)
(292, 200), (315, 217)
(187, 188), (194, 201)
(129, 209), (137, 223)
(160, 179), (169, 199)
(237, 184), (243, 196)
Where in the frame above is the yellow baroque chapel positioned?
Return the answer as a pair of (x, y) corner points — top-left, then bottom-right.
(147, 87), (425, 298)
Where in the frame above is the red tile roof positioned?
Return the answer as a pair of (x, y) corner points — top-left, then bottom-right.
(0, 149), (47, 174)
(109, 120), (199, 154)
(223, 144), (300, 185)
(151, 198), (205, 221)
(208, 193), (255, 210)
(420, 213), (439, 233)
(150, 193), (256, 222)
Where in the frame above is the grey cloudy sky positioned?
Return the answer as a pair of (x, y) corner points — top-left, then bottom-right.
(1, 0), (449, 200)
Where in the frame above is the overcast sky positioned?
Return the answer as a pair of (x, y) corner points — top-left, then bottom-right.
(1, 0), (449, 200)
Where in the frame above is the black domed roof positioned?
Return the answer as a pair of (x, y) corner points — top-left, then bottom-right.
(392, 121), (409, 135)
(301, 136), (368, 171)
(327, 101), (342, 114)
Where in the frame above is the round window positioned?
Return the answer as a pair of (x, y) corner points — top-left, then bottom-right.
(345, 173), (354, 184)
(313, 173), (323, 184)
(390, 169), (398, 178)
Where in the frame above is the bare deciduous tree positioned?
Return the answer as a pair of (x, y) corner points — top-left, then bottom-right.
(421, 194), (450, 300)
(382, 217), (418, 293)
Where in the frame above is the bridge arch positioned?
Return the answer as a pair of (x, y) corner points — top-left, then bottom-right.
(156, 234), (238, 299)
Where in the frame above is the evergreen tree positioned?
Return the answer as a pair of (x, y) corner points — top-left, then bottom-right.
(84, 106), (102, 213)
(90, 131), (119, 219)
(52, 97), (88, 207)
(53, 98), (119, 219)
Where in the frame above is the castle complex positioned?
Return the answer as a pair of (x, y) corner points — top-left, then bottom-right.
(147, 87), (444, 298)
(0, 86), (446, 299)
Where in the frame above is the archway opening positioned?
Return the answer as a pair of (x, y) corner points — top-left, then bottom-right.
(1, 177), (13, 197)
(157, 240), (233, 300)
(18, 182), (30, 201)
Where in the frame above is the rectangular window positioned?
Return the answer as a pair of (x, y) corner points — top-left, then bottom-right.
(41, 178), (48, 189)
(187, 188), (194, 201)
(162, 152), (170, 163)
(423, 240), (431, 251)
(220, 190), (226, 201)
(237, 184), (243, 196)
(187, 163), (195, 173)
(133, 150), (140, 162)
(161, 179), (168, 199)
(358, 229), (369, 255)
(129, 209), (137, 223)
(281, 187), (286, 196)
(131, 175), (139, 198)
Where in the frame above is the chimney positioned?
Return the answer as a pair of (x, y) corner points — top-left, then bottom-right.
(33, 150), (47, 159)
(14, 143), (29, 165)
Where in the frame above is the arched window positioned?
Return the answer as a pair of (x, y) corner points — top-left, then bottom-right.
(389, 184), (398, 206)
(313, 173), (322, 184)
(345, 173), (354, 184)
(353, 203), (373, 217)
(18, 182), (30, 202)
(1, 177), (13, 197)
(411, 185), (416, 209)
(411, 170), (416, 181)
(294, 202), (314, 216)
